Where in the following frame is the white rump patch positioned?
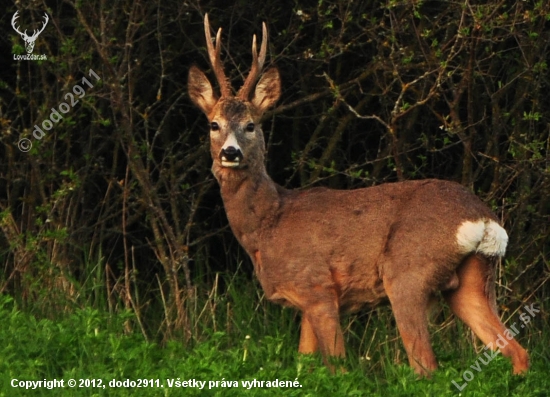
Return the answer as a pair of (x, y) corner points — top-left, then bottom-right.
(478, 220), (508, 256)
(456, 220), (485, 253)
(456, 219), (508, 257)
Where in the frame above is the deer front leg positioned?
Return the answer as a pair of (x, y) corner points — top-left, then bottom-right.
(301, 298), (345, 370)
(299, 315), (319, 354)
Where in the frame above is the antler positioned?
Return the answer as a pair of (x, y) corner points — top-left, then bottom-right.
(34, 13), (49, 38)
(11, 11), (49, 40)
(204, 14), (231, 97)
(11, 11), (25, 37)
(237, 22), (268, 100)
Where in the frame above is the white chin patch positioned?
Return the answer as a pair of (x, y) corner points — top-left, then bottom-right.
(221, 160), (241, 168)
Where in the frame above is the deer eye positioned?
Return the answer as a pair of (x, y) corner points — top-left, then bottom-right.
(245, 123), (255, 132)
(210, 122), (219, 131)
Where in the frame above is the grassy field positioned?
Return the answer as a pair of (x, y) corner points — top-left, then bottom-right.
(0, 272), (548, 396)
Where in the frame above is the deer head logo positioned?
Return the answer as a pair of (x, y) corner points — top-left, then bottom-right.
(11, 11), (49, 54)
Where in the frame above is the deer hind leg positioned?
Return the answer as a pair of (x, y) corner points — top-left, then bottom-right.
(443, 254), (529, 374)
(300, 294), (345, 370)
(384, 275), (438, 376)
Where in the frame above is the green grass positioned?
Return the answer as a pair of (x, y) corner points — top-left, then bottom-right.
(0, 280), (548, 396)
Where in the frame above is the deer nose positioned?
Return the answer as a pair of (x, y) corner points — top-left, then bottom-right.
(220, 146), (243, 162)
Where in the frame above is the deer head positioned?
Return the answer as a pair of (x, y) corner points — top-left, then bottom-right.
(11, 11), (49, 54)
(188, 14), (281, 178)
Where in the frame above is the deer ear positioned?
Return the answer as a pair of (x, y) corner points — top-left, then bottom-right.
(188, 65), (218, 115)
(251, 67), (281, 113)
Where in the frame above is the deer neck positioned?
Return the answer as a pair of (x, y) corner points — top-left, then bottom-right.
(213, 163), (282, 251)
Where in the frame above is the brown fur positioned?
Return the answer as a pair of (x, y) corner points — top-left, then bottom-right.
(188, 15), (529, 376)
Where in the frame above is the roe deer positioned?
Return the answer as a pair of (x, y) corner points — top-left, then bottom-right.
(188, 14), (529, 376)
